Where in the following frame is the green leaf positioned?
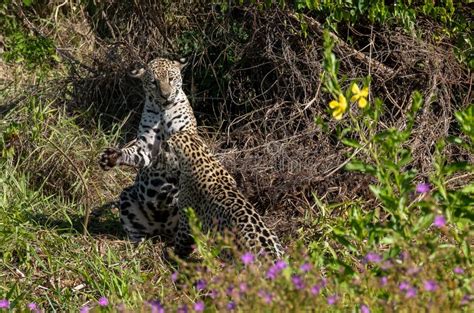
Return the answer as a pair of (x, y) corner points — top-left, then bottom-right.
(398, 149), (412, 166)
(460, 183), (474, 194)
(444, 161), (472, 175)
(411, 90), (423, 113)
(447, 136), (464, 145)
(345, 160), (376, 174)
(414, 213), (434, 233)
(380, 236), (395, 245)
(462, 239), (470, 258)
(341, 138), (362, 148)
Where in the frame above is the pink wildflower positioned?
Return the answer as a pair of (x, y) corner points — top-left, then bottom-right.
(241, 252), (254, 265)
(194, 301), (205, 312)
(98, 297), (109, 307)
(416, 183), (430, 193)
(433, 215), (446, 228)
(423, 280), (438, 292)
(327, 294), (338, 305)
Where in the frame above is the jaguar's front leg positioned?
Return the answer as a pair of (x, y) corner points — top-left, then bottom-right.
(99, 144), (153, 170)
(99, 147), (123, 170)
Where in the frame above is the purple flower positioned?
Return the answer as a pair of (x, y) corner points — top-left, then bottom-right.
(310, 284), (321, 295)
(194, 301), (205, 312)
(299, 263), (312, 272)
(266, 260), (287, 280)
(79, 306), (89, 313)
(291, 275), (305, 290)
(365, 252), (382, 263)
(177, 304), (188, 313)
(210, 289), (218, 299)
(416, 182), (430, 193)
(275, 260), (287, 270)
(0, 300), (9, 309)
(152, 306), (165, 313)
(327, 294), (338, 305)
(399, 281), (410, 291)
(320, 278), (327, 287)
(171, 272), (178, 282)
(454, 267), (464, 275)
(239, 282), (248, 293)
(226, 284), (234, 296)
(227, 301), (236, 311)
(461, 294), (472, 305)
(406, 287), (417, 298)
(258, 290), (273, 304)
(266, 268), (277, 280)
(98, 297), (109, 306)
(380, 276), (388, 286)
(149, 300), (164, 313)
(423, 280), (438, 292)
(361, 304), (370, 313)
(241, 252), (254, 265)
(433, 215), (446, 228)
(196, 279), (207, 291)
(27, 303), (37, 311)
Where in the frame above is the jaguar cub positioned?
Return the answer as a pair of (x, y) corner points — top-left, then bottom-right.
(99, 57), (197, 242)
(165, 130), (284, 259)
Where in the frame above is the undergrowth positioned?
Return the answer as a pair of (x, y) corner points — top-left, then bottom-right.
(0, 1), (472, 312)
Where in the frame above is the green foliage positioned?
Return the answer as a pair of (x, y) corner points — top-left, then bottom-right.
(0, 3), (57, 69)
(453, 104), (474, 149)
(321, 30), (342, 96)
(293, 0), (473, 68)
(317, 31), (472, 281)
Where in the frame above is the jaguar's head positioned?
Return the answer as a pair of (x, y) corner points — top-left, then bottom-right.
(130, 57), (187, 105)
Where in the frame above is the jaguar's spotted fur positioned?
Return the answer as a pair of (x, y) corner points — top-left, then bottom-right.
(165, 130), (284, 259)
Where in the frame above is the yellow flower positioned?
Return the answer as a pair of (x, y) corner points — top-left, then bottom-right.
(350, 84), (369, 108)
(329, 93), (347, 120)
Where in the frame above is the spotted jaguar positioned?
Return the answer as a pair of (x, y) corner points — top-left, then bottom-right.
(99, 57), (197, 243)
(164, 130), (284, 259)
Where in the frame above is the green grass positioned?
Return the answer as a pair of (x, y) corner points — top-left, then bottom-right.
(0, 157), (472, 311)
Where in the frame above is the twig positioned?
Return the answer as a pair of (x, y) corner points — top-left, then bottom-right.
(302, 78), (322, 111)
(323, 144), (366, 178)
(445, 173), (473, 185)
(56, 48), (97, 74)
(53, 0), (68, 23)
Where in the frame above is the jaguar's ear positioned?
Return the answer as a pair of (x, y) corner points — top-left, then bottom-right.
(129, 67), (146, 79)
(175, 58), (187, 71)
